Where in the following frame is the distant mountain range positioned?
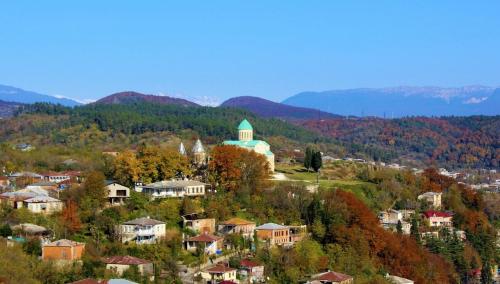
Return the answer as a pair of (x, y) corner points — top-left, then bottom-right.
(220, 96), (339, 120)
(2, 84), (500, 118)
(0, 84), (81, 107)
(283, 86), (500, 117)
(95, 91), (200, 107)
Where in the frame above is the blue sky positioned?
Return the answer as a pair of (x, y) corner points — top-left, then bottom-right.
(1, 1), (499, 104)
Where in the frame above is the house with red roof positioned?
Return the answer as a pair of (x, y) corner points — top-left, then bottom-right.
(185, 232), (224, 255)
(103, 255), (154, 279)
(308, 271), (354, 284)
(239, 259), (264, 282)
(422, 210), (452, 227)
(200, 264), (237, 283)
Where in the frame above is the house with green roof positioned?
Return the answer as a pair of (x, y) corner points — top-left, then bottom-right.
(223, 119), (275, 172)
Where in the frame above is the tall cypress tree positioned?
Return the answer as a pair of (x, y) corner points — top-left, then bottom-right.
(311, 151), (322, 172)
(410, 217), (421, 244)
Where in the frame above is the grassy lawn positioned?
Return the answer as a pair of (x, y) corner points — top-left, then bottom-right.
(275, 163), (382, 209)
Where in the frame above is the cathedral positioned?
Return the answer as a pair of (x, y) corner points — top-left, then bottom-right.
(223, 119), (275, 172)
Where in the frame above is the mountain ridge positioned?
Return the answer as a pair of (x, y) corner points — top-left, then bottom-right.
(283, 86), (500, 117)
(0, 84), (81, 107)
(220, 96), (340, 120)
(95, 91), (200, 107)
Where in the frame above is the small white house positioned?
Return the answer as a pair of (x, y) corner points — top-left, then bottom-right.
(138, 180), (206, 198)
(24, 196), (63, 214)
(103, 255), (154, 279)
(200, 264), (237, 283)
(118, 217), (166, 244)
(105, 181), (130, 206)
(185, 233), (223, 255)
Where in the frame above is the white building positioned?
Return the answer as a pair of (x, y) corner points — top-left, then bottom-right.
(24, 196), (63, 214)
(418, 192), (442, 209)
(139, 180), (206, 198)
(199, 265), (237, 283)
(118, 217), (166, 244)
(105, 181), (130, 206)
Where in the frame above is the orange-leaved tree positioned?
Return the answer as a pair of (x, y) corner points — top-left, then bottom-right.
(208, 145), (269, 192)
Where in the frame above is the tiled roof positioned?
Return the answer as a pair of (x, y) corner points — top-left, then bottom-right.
(187, 233), (222, 242)
(103, 255), (151, 265)
(123, 217), (165, 226)
(423, 210), (452, 218)
(313, 271), (353, 282)
(220, 217), (255, 226)
(24, 196), (61, 203)
(143, 180), (206, 189)
(205, 264), (236, 273)
(44, 239), (84, 247)
(255, 223), (288, 230)
(240, 259), (261, 268)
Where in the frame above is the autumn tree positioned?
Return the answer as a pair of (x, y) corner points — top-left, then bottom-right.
(208, 145), (269, 192)
(113, 150), (140, 187)
(61, 200), (82, 235)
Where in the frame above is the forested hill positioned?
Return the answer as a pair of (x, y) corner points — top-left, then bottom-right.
(95, 91), (200, 107)
(5, 103), (500, 169)
(300, 116), (500, 169)
(11, 102), (321, 143)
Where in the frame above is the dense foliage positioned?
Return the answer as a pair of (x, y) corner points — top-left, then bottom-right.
(14, 103), (320, 143)
(301, 116), (500, 169)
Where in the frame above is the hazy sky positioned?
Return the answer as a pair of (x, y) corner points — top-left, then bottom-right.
(1, 1), (500, 104)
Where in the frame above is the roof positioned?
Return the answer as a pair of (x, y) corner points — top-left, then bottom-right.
(123, 217), (165, 226)
(255, 223), (288, 230)
(143, 179), (206, 189)
(240, 259), (262, 268)
(187, 233), (222, 242)
(423, 210), (452, 218)
(70, 279), (139, 284)
(12, 223), (48, 234)
(313, 271), (353, 282)
(103, 255), (151, 265)
(387, 274), (414, 284)
(24, 196), (61, 203)
(70, 279), (100, 284)
(237, 119), (253, 131)
(192, 139), (205, 153)
(44, 239), (84, 247)
(219, 281), (237, 284)
(179, 142), (186, 155)
(221, 217), (255, 226)
(419, 191), (442, 197)
(28, 181), (57, 187)
(223, 140), (270, 148)
(205, 264), (236, 273)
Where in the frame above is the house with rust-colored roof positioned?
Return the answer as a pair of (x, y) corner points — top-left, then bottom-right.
(103, 256), (154, 279)
(185, 232), (223, 255)
(200, 264), (237, 283)
(308, 271), (354, 284)
(239, 259), (265, 282)
(218, 217), (256, 238)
